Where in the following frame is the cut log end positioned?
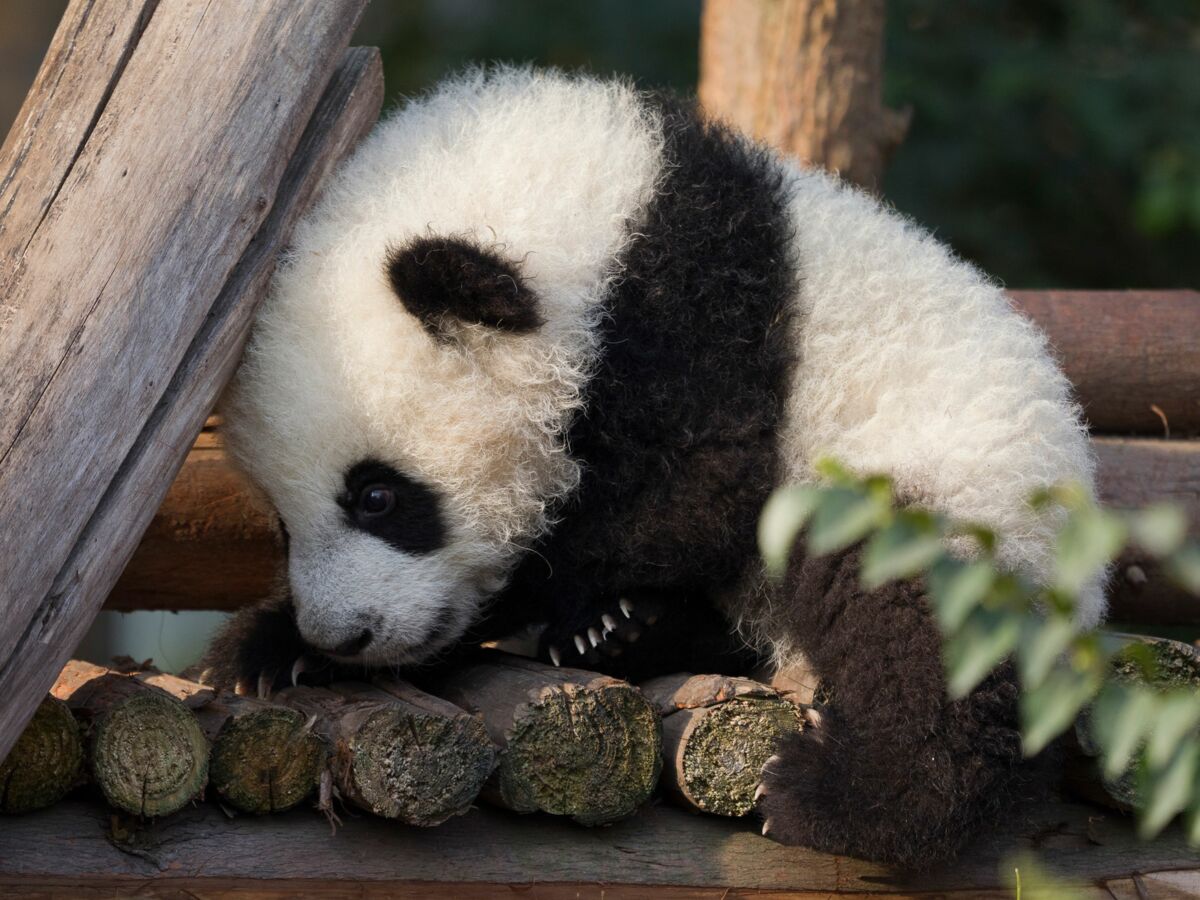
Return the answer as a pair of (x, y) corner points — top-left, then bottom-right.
(0, 696), (83, 814)
(209, 706), (323, 815)
(91, 692), (208, 818)
(340, 705), (496, 827)
(497, 681), (662, 826)
(672, 698), (802, 817)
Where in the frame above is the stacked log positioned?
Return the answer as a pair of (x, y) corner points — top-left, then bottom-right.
(0, 697), (83, 814)
(642, 674), (804, 816)
(52, 661), (209, 818)
(275, 680), (495, 827)
(434, 653), (662, 825)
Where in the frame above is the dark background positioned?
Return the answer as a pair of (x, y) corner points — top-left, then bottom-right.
(4, 1), (1197, 290)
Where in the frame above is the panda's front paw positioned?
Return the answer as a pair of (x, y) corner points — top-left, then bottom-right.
(198, 594), (337, 696)
(755, 707), (830, 845)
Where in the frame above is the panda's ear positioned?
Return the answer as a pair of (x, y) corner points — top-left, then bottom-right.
(384, 236), (543, 336)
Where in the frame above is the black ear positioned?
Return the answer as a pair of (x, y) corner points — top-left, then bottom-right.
(385, 236), (543, 335)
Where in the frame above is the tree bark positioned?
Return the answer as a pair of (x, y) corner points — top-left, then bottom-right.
(275, 681), (495, 827)
(0, 696), (83, 815)
(699, 0), (908, 190)
(432, 652), (662, 825)
(642, 674), (803, 816)
(51, 661), (208, 818)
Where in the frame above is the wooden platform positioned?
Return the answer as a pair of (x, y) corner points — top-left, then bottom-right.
(1, 795), (1197, 897)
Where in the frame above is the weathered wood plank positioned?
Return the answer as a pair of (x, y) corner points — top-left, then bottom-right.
(1009, 290), (1200, 436)
(0, 0), (375, 763)
(0, 796), (1187, 896)
(104, 435), (1200, 620)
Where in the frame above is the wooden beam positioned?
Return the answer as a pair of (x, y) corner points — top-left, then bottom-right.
(1009, 290), (1200, 436)
(0, 0), (374, 763)
(0, 796), (1192, 896)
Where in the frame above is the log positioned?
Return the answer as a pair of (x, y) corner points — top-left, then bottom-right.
(434, 653), (662, 826)
(1097, 438), (1200, 624)
(1067, 634), (1200, 814)
(0, 696), (83, 815)
(51, 661), (208, 818)
(1009, 290), (1200, 436)
(642, 674), (803, 816)
(699, 0), (908, 191)
(275, 681), (495, 827)
(0, 0), (374, 765)
(148, 675), (324, 816)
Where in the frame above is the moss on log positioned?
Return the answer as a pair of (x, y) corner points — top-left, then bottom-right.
(52, 661), (208, 818)
(276, 681), (494, 826)
(642, 674), (803, 816)
(434, 653), (662, 826)
(0, 696), (83, 814)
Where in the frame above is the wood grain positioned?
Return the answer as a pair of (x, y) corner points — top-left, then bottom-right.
(103, 434), (1200, 620)
(0, 0), (374, 764)
(1009, 290), (1200, 436)
(0, 795), (1190, 896)
(699, 0), (908, 191)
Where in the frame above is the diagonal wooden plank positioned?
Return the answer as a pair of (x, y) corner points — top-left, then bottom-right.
(0, 1), (373, 760)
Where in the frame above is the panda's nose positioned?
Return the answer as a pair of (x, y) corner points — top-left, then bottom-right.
(329, 628), (373, 657)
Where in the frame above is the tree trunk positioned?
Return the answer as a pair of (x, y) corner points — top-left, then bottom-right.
(51, 661), (208, 818)
(642, 674), (803, 816)
(433, 652), (662, 825)
(699, 0), (908, 190)
(0, 0), (375, 765)
(275, 681), (495, 827)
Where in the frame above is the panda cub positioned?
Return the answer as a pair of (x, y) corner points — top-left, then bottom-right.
(204, 68), (1101, 866)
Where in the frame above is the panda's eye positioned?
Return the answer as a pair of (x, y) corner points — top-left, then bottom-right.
(358, 485), (395, 517)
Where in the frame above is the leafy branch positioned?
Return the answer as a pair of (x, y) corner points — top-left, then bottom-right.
(758, 458), (1200, 841)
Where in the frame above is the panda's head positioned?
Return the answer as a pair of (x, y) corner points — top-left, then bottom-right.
(220, 68), (662, 666)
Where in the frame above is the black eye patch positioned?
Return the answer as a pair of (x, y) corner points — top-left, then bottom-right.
(384, 236), (543, 335)
(337, 459), (445, 555)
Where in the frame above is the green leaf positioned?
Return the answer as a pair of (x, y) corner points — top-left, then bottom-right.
(1140, 742), (1200, 839)
(1186, 786), (1200, 846)
(1091, 684), (1158, 780)
(805, 486), (889, 557)
(1129, 504), (1188, 558)
(943, 607), (1021, 699)
(1053, 507), (1126, 594)
(1168, 545), (1200, 596)
(1147, 693), (1200, 770)
(758, 485), (824, 576)
(860, 512), (945, 590)
(929, 558), (995, 634)
(1017, 616), (1077, 690)
(1021, 667), (1100, 756)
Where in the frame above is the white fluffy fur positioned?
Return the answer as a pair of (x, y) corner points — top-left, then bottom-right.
(224, 67), (1103, 663)
(222, 68), (663, 659)
(776, 165), (1104, 628)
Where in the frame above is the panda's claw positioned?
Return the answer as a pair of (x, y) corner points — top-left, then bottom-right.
(197, 668), (214, 686)
(290, 657), (310, 687)
(257, 671), (274, 700)
(587, 626), (603, 648)
(762, 819), (773, 837)
(573, 634), (588, 655)
(754, 782), (767, 802)
(601, 613), (618, 633)
(548, 645), (563, 667)
(234, 678), (252, 697)
(619, 598), (634, 618)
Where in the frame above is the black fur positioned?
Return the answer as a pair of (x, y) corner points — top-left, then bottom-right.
(338, 459), (445, 555)
(385, 236), (542, 335)
(497, 93), (797, 678)
(755, 544), (1027, 868)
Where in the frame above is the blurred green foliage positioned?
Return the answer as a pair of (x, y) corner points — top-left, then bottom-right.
(356, 0), (1199, 290)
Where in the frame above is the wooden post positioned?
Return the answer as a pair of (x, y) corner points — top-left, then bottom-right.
(699, 0), (909, 190)
(51, 661), (209, 818)
(434, 653), (662, 825)
(0, 0), (378, 763)
(642, 674), (803, 816)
